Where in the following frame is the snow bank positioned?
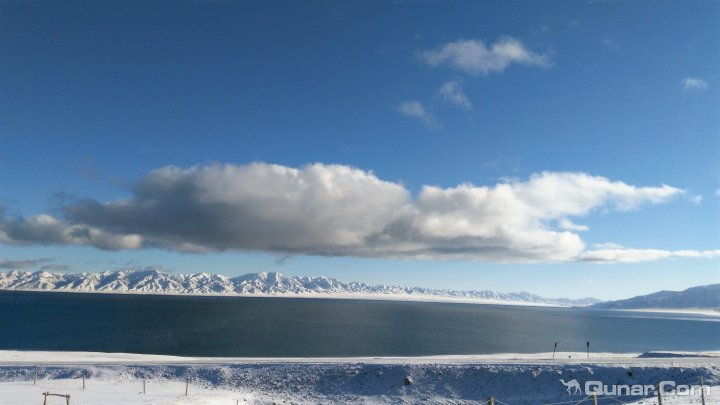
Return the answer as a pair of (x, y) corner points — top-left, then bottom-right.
(0, 351), (718, 404)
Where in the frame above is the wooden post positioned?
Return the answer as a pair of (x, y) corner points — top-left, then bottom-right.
(82, 375), (85, 390)
(586, 341), (590, 359)
(42, 392), (70, 405)
(553, 342), (557, 359)
(700, 376), (706, 405)
(656, 383), (663, 405)
(185, 379), (189, 396)
(33, 371), (36, 385)
(487, 397), (494, 405)
(592, 392), (598, 405)
(143, 379), (146, 394)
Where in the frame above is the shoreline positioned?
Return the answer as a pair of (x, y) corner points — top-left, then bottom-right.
(610, 307), (720, 317)
(3, 288), (720, 316)
(1, 350), (719, 366)
(0, 287), (569, 308)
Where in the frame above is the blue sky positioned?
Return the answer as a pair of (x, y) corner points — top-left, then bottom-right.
(0, 0), (718, 300)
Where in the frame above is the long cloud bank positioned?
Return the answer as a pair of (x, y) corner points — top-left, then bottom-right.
(0, 163), (715, 263)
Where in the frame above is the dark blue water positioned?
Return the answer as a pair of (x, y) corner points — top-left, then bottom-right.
(0, 290), (717, 357)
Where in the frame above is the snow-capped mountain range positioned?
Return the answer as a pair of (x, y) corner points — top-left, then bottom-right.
(591, 284), (720, 310)
(0, 269), (601, 307)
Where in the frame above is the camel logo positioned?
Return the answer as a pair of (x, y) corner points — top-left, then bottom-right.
(559, 379), (582, 395)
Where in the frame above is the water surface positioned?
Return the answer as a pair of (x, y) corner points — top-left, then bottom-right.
(0, 290), (717, 357)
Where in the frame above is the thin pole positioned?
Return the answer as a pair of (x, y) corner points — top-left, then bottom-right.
(185, 379), (189, 396)
(487, 397), (494, 405)
(656, 383), (663, 405)
(82, 376), (85, 390)
(34, 371), (36, 385)
(700, 376), (706, 405)
(553, 342), (557, 359)
(143, 379), (146, 394)
(592, 392), (598, 405)
(586, 341), (590, 359)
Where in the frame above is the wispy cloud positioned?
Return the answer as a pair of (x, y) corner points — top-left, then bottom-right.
(397, 100), (440, 129)
(580, 247), (720, 263)
(419, 37), (550, 75)
(439, 81), (472, 110)
(0, 257), (54, 270)
(40, 263), (70, 271)
(682, 77), (708, 91)
(0, 163), (706, 264)
(558, 218), (589, 232)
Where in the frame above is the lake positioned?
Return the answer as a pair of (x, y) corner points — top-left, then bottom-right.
(0, 290), (717, 357)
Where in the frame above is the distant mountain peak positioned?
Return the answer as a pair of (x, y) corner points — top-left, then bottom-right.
(0, 269), (601, 307)
(591, 284), (720, 310)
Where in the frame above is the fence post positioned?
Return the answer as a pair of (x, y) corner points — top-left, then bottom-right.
(700, 376), (706, 405)
(185, 379), (189, 396)
(143, 379), (146, 394)
(487, 397), (494, 405)
(66, 394), (70, 405)
(656, 383), (663, 405)
(33, 371), (36, 385)
(82, 375), (85, 390)
(43, 392), (48, 405)
(592, 392), (598, 405)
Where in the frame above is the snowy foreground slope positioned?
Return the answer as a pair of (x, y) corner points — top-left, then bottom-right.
(0, 269), (600, 307)
(0, 351), (718, 404)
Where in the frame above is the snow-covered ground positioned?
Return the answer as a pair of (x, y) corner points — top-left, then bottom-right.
(0, 351), (718, 404)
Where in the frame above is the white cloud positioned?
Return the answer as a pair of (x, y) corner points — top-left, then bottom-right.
(682, 77), (708, 91)
(397, 100), (440, 129)
(580, 248), (720, 263)
(419, 37), (550, 75)
(0, 164), (703, 264)
(690, 194), (703, 204)
(439, 81), (472, 110)
(558, 218), (589, 232)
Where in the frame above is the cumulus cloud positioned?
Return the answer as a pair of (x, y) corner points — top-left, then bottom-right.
(439, 81), (472, 110)
(682, 77), (708, 91)
(0, 257), (54, 270)
(0, 163), (702, 263)
(419, 37), (550, 75)
(0, 213), (142, 250)
(396, 100), (440, 129)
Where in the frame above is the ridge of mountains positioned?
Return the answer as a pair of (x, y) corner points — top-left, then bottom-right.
(0, 269), (601, 307)
(590, 283), (720, 310)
